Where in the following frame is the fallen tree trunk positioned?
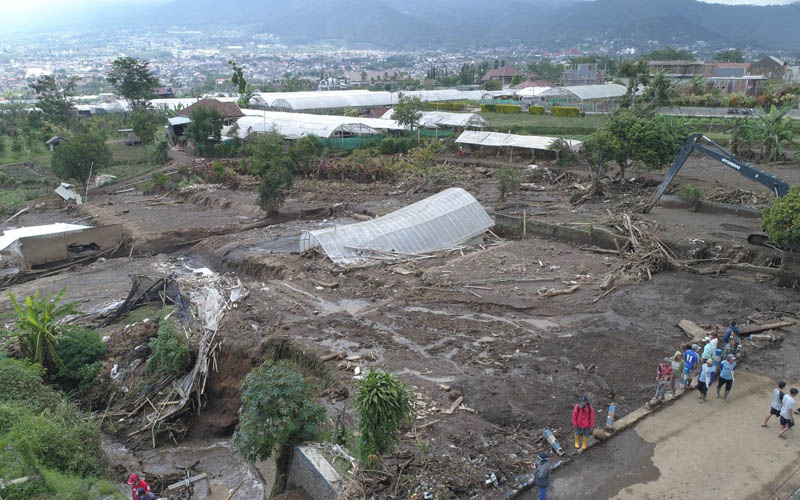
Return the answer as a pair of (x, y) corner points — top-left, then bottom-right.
(739, 320), (795, 335)
(678, 319), (707, 342)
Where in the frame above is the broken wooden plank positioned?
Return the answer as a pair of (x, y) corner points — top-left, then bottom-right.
(320, 352), (346, 362)
(539, 284), (580, 298)
(112, 188), (136, 194)
(442, 396), (464, 415)
(678, 319), (707, 341)
(739, 320), (795, 335)
(5, 206), (29, 223)
(167, 473), (209, 491)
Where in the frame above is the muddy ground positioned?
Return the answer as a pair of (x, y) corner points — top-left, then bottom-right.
(1, 148), (798, 499)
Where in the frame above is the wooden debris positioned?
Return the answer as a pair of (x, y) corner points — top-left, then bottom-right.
(679, 319), (707, 342)
(592, 286), (616, 304)
(346, 355), (362, 361)
(312, 279), (339, 289)
(5, 206), (29, 223)
(438, 384), (451, 392)
(391, 266), (414, 276)
(167, 473), (209, 491)
(538, 284), (580, 298)
(442, 396), (464, 415)
(740, 320), (794, 335)
(112, 188), (136, 194)
(224, 477), (247, 500)
(320, 352), (346, 361)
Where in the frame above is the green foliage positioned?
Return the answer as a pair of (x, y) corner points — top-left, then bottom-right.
(727, 117), (753, 155)
(511, 74), (522, 86)
(483, 79), (503, 91)
(641, 46), (694, 61)
(8, 288), (77, 375)
(232, 360), (325, 462)
(677, 184), (704, 210)
(151, 172), (169, 187)
(715, 49), (745, 63)
(186, 106), (224, 153)
(379, 137), (419, 155)
(393, 94), (424, 131)
(107, 57), (160, 110)
(29, 75), (77, 129)
(0, 358), (61, 413)
(528, 106), (545, 115)
(408, 141), (445, 179)
(54, 328), (105, 393)
(246, 132), (284, 175)
(496, 167), (521, 202)
(601, 108), (682, 178)
(147, 139), (170, 166)
(147, 320), (191, 378)
(581, 128), (620, 186)
(51, 133), (112, 187)
(288, 136), (319, 172)
(762, 186), (800, 248)
(547, 137), (578, 166)
(354, 369), (413, 461)
(551, 106), (581, 117)
(424, 101), (464, 112)
(258, 159), (294, 215)
(129, 110), (163, 145)
(481, 103), (496, 112)
(495, 104), (521, 114)
(757, 105), (796, 162)
(643, 70), (676, 107)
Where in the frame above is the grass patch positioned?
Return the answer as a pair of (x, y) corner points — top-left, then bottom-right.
(122, 304), (174, 325)
(104, 141), (156, 182)
(480, 112), (608, 138)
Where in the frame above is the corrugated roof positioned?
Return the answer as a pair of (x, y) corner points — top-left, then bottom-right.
(455, 130), (582, 151)
(251, 89), (483, 111)
(541, 84), (626, 100)
(168, 116), (192, 126)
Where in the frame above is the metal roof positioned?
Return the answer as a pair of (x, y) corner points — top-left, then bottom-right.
(251, 89), (483, 111)
(168, 116), (192, 126)
(541, 84), (627, 100)
(455, 130), (582, 151)
(380, 110), (486, 128)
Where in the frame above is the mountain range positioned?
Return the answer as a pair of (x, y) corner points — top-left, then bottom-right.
(19, 0), (800, 50)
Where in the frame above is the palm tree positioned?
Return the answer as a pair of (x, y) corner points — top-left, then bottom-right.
(727, 117), (751, 156)
(688, 75), (706, 96)
(757, 105), (796, 162)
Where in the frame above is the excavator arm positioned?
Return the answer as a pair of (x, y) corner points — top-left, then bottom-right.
(641, 133), (790, 213)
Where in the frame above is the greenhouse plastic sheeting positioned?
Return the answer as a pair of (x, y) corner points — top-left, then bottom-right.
(299, 188), (493, 266)
(456, 130), (583, 152)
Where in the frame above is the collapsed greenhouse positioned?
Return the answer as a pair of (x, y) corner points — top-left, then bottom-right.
(299, 188), (494, 266)
(380, 110), (487, 130)
(455, 130), (583, 152)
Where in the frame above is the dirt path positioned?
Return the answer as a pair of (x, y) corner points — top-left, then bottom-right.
(528, 372), (800, 500)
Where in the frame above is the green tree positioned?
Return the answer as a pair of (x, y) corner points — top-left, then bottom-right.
(688, 75), (706, 96)
(603, 108), (681, 179)
(757, 105), (796, 162)
(354, 369), (413, 461)
(511, 74), (522, 86)
(343, 106), (360, 117)
(496, 167), (520, 202)
(392, 94), (424, 132)
(727, 117), (752, 156)
(762, 186), (800, 247)
(287, 136), (319, 173)
(185, 106), (224, 153)
(618, 60), (650, 106)
(51, 133), (112, 188)
(229, 60), (255, 107)
(581, 128), (621, 188)
(232, 360), (325, 462)
(29, 75), (76, 129)
(147, 139), (170, 166)
(247, 132), (284, 175)
(258, 158), (294, 215)
(54, 327), (105, 392)
(129, 110), (163, 145)
(641, 47), (694, 61)
(715, 49), (745, 63)
(643, 70), (676, 107)
(107, 57), (160, 111)
(526, 60), (563, 83)
(8, 288), (77, 375)
(147, 320), (191, 378)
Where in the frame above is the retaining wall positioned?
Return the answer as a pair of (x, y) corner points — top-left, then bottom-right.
(285, 446), (342, 500)
(492, 212), (630, 251)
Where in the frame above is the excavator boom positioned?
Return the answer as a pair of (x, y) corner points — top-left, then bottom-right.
(641, 133), (790, 213)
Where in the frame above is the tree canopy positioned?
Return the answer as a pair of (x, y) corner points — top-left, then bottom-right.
(51, 133), (112, 187)
(715, 49), (745, 63)
(762, 186), (800, 248)
(107, 57), (160, 110)
(29, 75), (76, 129)
(392, 94), (424, 131)
(641, 47), (694, 61)
(185, 106), (223, 153)
(129, 110), (164, 144)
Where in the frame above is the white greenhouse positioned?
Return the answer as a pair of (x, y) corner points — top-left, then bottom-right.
(380, 110), (487, 129)
(235, 110), (404, 140)
(299, 188), (494, 266)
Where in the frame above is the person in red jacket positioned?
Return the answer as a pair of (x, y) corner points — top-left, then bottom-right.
(127, 474), (152, 499)
(572, 395), (595, 450)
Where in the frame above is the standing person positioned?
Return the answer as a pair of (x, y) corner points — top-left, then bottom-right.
(127, 474), (152, 499)
(778, 388), (798, 439)
(702, 334), (718, 365)
(532, 451), (551, 500)
(683, 344), (701, 388)
(716, 354), (737, 401)
(697, 359), (714, 403)
(763, 381), (787, 427)
(655, 358), (673, 401)
(722, 328), (741, 359)
(723, 321), (739, 345)
(670, 351), (683, 395)
(572, 395), (595, 450)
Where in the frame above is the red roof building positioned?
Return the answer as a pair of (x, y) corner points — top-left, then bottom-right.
(481, 64), (521, 84)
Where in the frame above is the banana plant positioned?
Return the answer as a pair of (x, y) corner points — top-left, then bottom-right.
(757, 105), (796, 162)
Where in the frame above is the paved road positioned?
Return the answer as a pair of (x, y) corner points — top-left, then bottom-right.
(522, 372), (800, 500)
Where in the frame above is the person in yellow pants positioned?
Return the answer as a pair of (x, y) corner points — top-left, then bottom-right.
(571, 395), (595, 450)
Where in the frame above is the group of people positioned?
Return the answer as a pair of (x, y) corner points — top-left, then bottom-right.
(653, 321), (742, 404)
(763, 380), (797, 439)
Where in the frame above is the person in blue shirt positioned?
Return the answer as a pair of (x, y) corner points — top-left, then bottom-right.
(716, 354), (737, 401)
(683, 344), (701, 388)
(723, 321), (738, 345)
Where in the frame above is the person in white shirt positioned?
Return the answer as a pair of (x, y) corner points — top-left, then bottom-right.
(778, 387), (797, 439)
(762, 380), (786, 427)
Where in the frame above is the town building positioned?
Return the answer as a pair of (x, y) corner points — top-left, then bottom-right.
(481, 64), (521, 85)
(750, 56), (787, 80)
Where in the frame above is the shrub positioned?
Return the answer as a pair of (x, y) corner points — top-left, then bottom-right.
(151, 172), (169, 188)
(677, 184), (704, 211)
(258, 159), (294, 215)
(547, 137), (578, 166)
(480, 103), (496, 112)
(551, 106), (581, 117)
(496, 167), (521, 202)
(495, 104), (521, 114)
(147, 319), (191, 378)
(232, 360), (325, 461)
(147, 139), (169, 166)
(529, 106), (545, 115)
(762, 186), (800, 248)
(379, 137), (419, 155)
(54, 328), (105, 394)
(0, 358), (61, 412)
(354, 369), (413, 461)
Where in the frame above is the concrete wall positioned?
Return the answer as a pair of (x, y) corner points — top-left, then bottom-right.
(17, 224), (123, 271)
(492, 212), (630, 251)
(285, 446), (342, 500)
